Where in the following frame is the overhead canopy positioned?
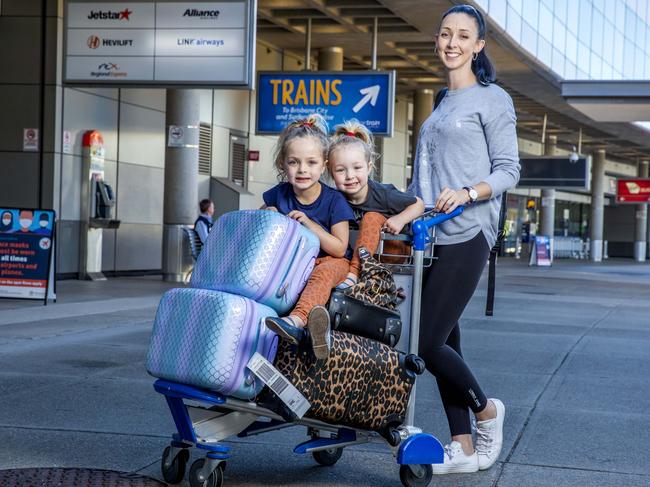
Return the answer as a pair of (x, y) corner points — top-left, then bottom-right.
(561, 81), (650, 123)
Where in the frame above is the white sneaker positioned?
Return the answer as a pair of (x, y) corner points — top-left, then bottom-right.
(431, 441), (478, 474)
(476, 398), (505, 470)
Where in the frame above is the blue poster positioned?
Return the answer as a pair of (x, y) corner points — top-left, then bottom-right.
(0, 208), (56, 300)
(256, 71), (395, 135)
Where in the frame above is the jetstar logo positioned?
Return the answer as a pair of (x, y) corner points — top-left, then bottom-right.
(90, 63), (127, 78)
(183, 8), (220, 19)
(87, 8), (132, 20)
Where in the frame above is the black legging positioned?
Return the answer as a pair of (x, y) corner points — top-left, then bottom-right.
(418, 231), (490, 436)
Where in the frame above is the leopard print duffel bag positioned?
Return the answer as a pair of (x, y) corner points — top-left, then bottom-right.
(258, 330), (425, 445)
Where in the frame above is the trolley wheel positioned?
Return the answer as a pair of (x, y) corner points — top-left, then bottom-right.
(161, 446), (189, 484)
(399, 464), (433, 487)
(312, 447), (343, 466)
(189, 458), (224, 487)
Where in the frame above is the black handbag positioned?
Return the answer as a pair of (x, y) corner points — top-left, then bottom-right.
(328, 290), (402, 347)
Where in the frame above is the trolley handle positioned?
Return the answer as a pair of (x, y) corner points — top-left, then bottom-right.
(412, 206), (465, 251)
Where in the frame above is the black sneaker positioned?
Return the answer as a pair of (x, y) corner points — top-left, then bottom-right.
(307, 306), (331, 360)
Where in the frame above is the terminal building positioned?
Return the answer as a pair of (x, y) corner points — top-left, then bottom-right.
(1, 0), (649, 281)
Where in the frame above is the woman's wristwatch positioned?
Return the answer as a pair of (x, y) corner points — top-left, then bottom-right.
(463, 186), (478, 204)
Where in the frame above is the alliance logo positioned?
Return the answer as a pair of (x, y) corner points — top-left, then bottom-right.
(90, 63), (127, 78)
(87, 35), (134, 48)
(183, 8), (220, 19)
(87, 8), (132, 20)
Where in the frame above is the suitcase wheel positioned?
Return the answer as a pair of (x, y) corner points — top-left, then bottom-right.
(161, 446), (189, 484)
(312, 447), (343, 466)
(405, 355), (426, 375)
(399, 464), (433, 487)
(189, 458), (224, 487)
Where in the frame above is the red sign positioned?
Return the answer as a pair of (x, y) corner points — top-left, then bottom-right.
(616, 179), (650, 203)
(248, 150), (260, 161)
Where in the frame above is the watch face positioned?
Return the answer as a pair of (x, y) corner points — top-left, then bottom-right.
(470, 189), (478, 200)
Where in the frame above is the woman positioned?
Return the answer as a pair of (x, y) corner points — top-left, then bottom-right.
(409, 5), (520, 474)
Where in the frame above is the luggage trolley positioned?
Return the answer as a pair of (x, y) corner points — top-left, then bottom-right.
(153, 207), (464, 487)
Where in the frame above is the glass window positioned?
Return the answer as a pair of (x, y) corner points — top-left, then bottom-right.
(490, 0), (507, 26)
(623, 38), (635, 78)
(539, 3), (553, 41)
(614, 31), (625, 73)
(523, 0), (539, 29)
(521, 20), (538, 55)
(603, 21), (615, 67)
(576, 68), (589, 79)
(578, 41), (591, 74)
(554, 18), (566, 52)
(474, 0), (489, 11)
(554, 0), (567, 20)
(605, 0), (616, 22)
(593, 0), (605, 13)
(592, 11), (604, 55)
(509, 0), (523, 15)
(645, 56), (650, 78)
(566, 31), (578, 64)
(538, 35), (552, 66)
(615, 0), (626, 33)
(507, 6), (522, 43)
(565, 59), (577, 79)
(552, 48), (565, 75)
(636, 17), (645, 47)
(590, 52), (602, 78)
(625, 7), (636, 40)
(566, 0), (579, 33)
(578, 0), (592, 40)
(541, 0), (553, 9)
(634, 47), (644, 78)
(602, 62), (613, 79)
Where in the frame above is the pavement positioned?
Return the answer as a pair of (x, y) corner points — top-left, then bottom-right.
(0, 258), (649, 486)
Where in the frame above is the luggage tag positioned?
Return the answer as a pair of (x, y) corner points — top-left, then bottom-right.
(247, 352), (310, 419)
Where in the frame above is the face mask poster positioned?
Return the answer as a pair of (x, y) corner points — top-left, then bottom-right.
(0, 208), (56, 303)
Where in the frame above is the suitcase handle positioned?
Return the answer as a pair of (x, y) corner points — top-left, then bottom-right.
(277, 236), (309, 297)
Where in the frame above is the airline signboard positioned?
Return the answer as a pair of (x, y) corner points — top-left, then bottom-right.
(64, 1), (256, 87)
(616, 178), (650, 203)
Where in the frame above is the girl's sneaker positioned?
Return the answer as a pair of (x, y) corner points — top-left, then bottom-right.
(431, 441), (479, 474)
(476, 398), (506, 470)
(264, 316), (305, 345)
(306, 306), (331, 360)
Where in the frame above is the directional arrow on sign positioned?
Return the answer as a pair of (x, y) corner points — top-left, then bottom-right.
(352, 85), (380, 113)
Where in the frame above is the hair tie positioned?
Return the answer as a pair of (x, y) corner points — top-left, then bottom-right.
(345, 130), (356, 137)
(302, 121), (314, 128)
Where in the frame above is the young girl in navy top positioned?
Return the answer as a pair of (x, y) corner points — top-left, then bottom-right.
(328, 120), (425, 288)
(263, 115), (354, 360)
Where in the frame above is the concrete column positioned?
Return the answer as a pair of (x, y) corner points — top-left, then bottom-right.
(635, 160), (649, 261)
(540, 135), (557, 244)
(318, 47), (343, 71)
(590, 149), (606, 262)
(411, 88), (434, 168)
(162, 89), (200, 282)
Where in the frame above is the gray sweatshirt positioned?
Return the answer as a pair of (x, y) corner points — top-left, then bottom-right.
(409, 83), (520, 248)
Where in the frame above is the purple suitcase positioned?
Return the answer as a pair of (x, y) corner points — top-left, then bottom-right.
(190, 210), (320, 314)
(146, 288), (278, 400)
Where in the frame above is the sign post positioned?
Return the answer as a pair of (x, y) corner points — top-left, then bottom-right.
(529, 235), (552, 267)
(0, 208), (56, 303)
(616, 179), (650, 203)
(256, 71), (395, 135)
